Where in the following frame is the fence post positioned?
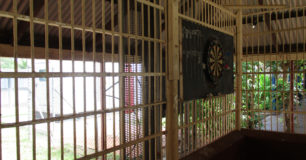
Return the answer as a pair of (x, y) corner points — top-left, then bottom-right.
(166, 0), (179, 159)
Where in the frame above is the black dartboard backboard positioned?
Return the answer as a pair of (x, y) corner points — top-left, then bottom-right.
(182, 20), (234, 101)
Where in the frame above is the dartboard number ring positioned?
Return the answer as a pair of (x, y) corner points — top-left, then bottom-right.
(207, 40), (224, 82)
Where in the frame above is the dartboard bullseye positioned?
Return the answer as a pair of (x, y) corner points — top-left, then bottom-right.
(206, 40), (224, 82)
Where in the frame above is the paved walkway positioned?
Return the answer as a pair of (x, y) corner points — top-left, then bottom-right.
(260, 98), (306, 134)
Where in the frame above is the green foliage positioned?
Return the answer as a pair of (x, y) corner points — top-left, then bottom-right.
(0, 57), (28, 70)
(0, 58), (14, 69)
(241, 61), (305, 129)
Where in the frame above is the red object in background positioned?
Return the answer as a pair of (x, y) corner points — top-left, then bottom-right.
(125, 64), (134, 114)
(224, 64), (230, 70)
(290, 61), (294, 133)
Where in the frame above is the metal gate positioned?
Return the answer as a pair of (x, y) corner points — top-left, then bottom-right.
(0, 0), (166, 159)
(240, 1), (306, 134)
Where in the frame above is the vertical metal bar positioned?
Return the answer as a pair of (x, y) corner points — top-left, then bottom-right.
(213, 99), (216, 141)
(70, 0), (76, 159)
(209, 3), (212, 25)
(204, 0), (207, 23)
(294, 7), (298, 134)
(101, 34), (106, 159)
(111, 0), (115, 158)
(126, 1), (131, 158)
(290, 61), (294, 133)
(13, 0), (20, 159)
(204, 100), (206, 145)
(303, 7), (306, 135)
(282, 7), (285, 132)
(44, 0), (51, 159)
(264, 23), (267, 131)
(257, 15), (260, 130)
(101, 0), (107, 158)
(210, 99), (212, 143)
(269, 11), (272, 131)
(187, 0), (189, 17)
(251, 15), (255, 129)
(102, 0), (105, 30)
(201, 1), (204, 22)
(29, 0), (36, 159)
(58, 0), (64, 159)
(187, 102), (190, 153)
(178, 16), (184, 155)
(159, 33), (163, 157)
(118, 0), (125, 159)
(140, 2), (145, 159)
(134, 1), (139, 157)
(153, 3), (158, 159)
(202, 99), (205, 146)
(191, 101), (195, 151)
(92, 0), (98, 156)
(81, 0), (87, 156)
(147, 4), (152, 159)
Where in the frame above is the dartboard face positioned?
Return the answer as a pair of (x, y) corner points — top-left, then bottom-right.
(207, 40), (224, 82)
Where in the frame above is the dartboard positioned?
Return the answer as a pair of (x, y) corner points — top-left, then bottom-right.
(207, 40), (224, 82)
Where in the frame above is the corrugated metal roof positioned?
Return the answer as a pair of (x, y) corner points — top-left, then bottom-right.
(220, 0), (306, 52)
(0, 0), (117, 41)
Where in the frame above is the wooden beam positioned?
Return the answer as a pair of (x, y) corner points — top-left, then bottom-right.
(243, 8), (306, 23)
(166, 0), (179, 159)
(18, 0), (45, 43)
(243, 43), (306, 54)
(224, 5), (287, 10)
(235, 0), (243, 131)
(258, 0), (277, 52)
(242, 52), (306, 61)
(0, 43), (117, 61)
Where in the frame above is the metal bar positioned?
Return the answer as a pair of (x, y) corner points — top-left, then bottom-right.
(1, 102), (166, 129)
(290, 61), (294, 133)
(178, 13), (235, 36)
(29, 0), (36, 159)
(92, 0), (98, 156)
(13, 0), (21, 159)
(0, 0), (167, 159)
(77, 132), (166, 160)
(57, 0), (64, 159)
(111, 1), (115, 158)
(45, 0), (51, 158)
(141, 2), (145, 158)
(70, 0), (77, 158)
(118, 0), (125, 158)
(0, 11), (166, 43)
(148, 4), (152, 160)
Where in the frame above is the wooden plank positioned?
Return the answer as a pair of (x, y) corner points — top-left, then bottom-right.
(224, 5), (287, 10)
(242, 52), (306, 61)
(235, 1), (242, 131)
(167, 0), (179, 80)
(0, 44), (118, 62)
(166, 0), (179, 159)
